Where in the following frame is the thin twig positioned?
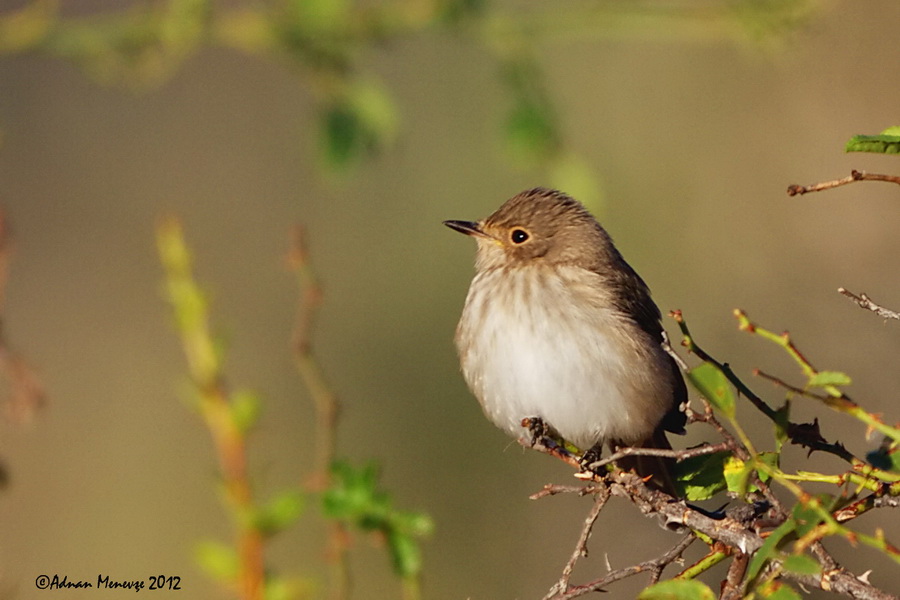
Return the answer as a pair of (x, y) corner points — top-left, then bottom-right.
(287, 226), (349, 600)
(754, 369), (900, 446)
(543, 489), (610, 600)
(833, 491), (900, 524)
(289, 225), (341, 484)
(670, 310), (779, 421)
(530, 484), (602, 500)
(688, 399), (752, 461)
(786, 170), (900, 196)
(551, 535), (695, 600)
(0, 210), (45, 423)
(586, 441), (732, 471)
(838, 288), (900, 321)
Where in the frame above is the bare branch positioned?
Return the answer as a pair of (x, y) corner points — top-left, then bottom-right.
(526, 446), (766, 555)
(787, 170), (900, 196)
(838, 288), (900, 321)
(549, 535), (695, 600)
(287, 226), (349, 600)
(543, 489), (610, 600)
(585, 441), (732, 471)
(782, 567), (899, 600)
(720, 553), (749, 600)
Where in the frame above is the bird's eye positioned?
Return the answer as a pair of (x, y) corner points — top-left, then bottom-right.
(510, 229), (530, 244)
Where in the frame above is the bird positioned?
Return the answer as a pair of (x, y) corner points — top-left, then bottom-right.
(444, 187), (686, 493)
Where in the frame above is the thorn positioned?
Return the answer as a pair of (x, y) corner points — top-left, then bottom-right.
(857, 570), (873, 584)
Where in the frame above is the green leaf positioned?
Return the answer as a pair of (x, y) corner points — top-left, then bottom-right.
(286, 0), (349, 32)
(319, 80), (398, 171)
(723, 456), (753, 495)
(845, 127), (900, 154)
(773, 402), (790, 453)
(782, 554), (821, 576)
(638, 579), (716, 600)
(504, 100), (556, 162)
(760, 581), (803, 600)
(387, 530), (422, 579)
(688, 362), (735, 418)
(500, 57), (558, 165)
(792, 495), (832, 537)
(808, 370), (851, 388)
(747, 517), (796, 581)
(264, 575), (315, 600)
(866, 444), (900, 472)
(322, 461), (383, 522)
(675, 450), (729, 501)
(195, 540), (238, 582)
(230, 389), (262, 432)
(756, 451), (780, 483)
(322, 460), (432, 578)
(0, 0), (57, 53)
(255, 489), (305, 536)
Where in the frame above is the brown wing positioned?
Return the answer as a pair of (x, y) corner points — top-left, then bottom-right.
(608, 258), (687, 436)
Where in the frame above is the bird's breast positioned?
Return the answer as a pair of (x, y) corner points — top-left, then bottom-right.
(455, 266), (671, 449)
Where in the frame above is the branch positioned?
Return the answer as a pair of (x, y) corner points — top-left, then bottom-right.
(525, 442), (767, 555)
(782, 568), (899, 600)
(286, 226), (350, 600)
(585, 441), (732, 471)
(670, 310), (779, 422)
(0, 209), (45, 424)
(754, 368), (900, 447)
(157, 218), (264, 600)
(786, 170), (900, 196)
(288, 225), (341, 485)
(548, 534), (695, 600)
(838, 288), (900, 321)
(542, 489), (610, 600)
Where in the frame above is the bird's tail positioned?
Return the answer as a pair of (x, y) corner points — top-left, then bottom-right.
(613, 429), (678, 497)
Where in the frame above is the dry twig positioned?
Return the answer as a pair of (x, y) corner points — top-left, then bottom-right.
(787, 170), (900, 196)
(838, 288), (900, 321)
(287, 226), (350, 600)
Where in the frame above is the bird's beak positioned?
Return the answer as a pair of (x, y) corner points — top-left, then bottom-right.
(443, 220), (489, 238)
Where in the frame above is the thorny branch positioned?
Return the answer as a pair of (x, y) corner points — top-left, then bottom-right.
(670, 309), (778, 421)
(528, 441), (898, 600)
(525, 310), (900, 600)
(786, 169), (900, 196)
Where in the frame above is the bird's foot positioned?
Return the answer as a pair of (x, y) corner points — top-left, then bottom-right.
(522, 416), (561, 450)
(579, 444), (604, 474)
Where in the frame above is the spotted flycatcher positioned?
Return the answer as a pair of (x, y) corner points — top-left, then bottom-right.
(445, 188), (686, 492)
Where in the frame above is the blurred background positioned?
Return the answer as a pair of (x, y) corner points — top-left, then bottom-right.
(0, 0), (899, 598)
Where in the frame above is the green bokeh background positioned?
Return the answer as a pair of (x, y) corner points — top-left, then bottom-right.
(1, 1), (899, 598)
